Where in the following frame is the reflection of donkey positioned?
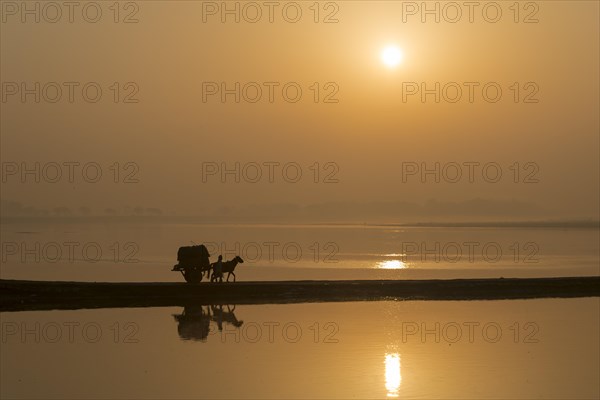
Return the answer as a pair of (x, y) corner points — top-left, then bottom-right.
(210, 256), (244, 282)
(210, 305), (244, 330)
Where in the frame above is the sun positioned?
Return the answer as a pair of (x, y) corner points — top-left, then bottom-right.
(381, 45), (403, 68)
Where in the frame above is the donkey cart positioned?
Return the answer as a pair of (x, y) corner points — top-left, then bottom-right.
(171, 244), (211, 283)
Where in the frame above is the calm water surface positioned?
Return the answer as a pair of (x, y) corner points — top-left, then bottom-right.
(1, 298), (599, 399)
(1, 222), (598, 281)
(2, 222), (598, 398)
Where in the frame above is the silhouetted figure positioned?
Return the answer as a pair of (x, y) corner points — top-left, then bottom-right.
(213, 255), (224, 283)
(210, 256), (245, 282)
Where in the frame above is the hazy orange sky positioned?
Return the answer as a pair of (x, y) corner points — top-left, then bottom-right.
(1, 1), (598, 221)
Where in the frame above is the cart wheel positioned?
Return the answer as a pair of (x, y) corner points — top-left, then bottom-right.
(183, 269), (203, 284)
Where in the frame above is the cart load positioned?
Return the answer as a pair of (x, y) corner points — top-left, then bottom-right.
(172, 244), (211, 283)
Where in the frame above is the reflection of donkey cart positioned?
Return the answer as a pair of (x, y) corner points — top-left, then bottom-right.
(171, 245), (211, 283)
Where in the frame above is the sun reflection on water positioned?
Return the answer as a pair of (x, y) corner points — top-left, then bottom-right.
(377, 260), (408, 270)
(385, 353), (401, 397)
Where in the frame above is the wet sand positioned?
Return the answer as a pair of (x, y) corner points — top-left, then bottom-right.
(1, 276), (599, 312)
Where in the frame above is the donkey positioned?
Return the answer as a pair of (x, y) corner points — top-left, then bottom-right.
(210, 256), (244, 282)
